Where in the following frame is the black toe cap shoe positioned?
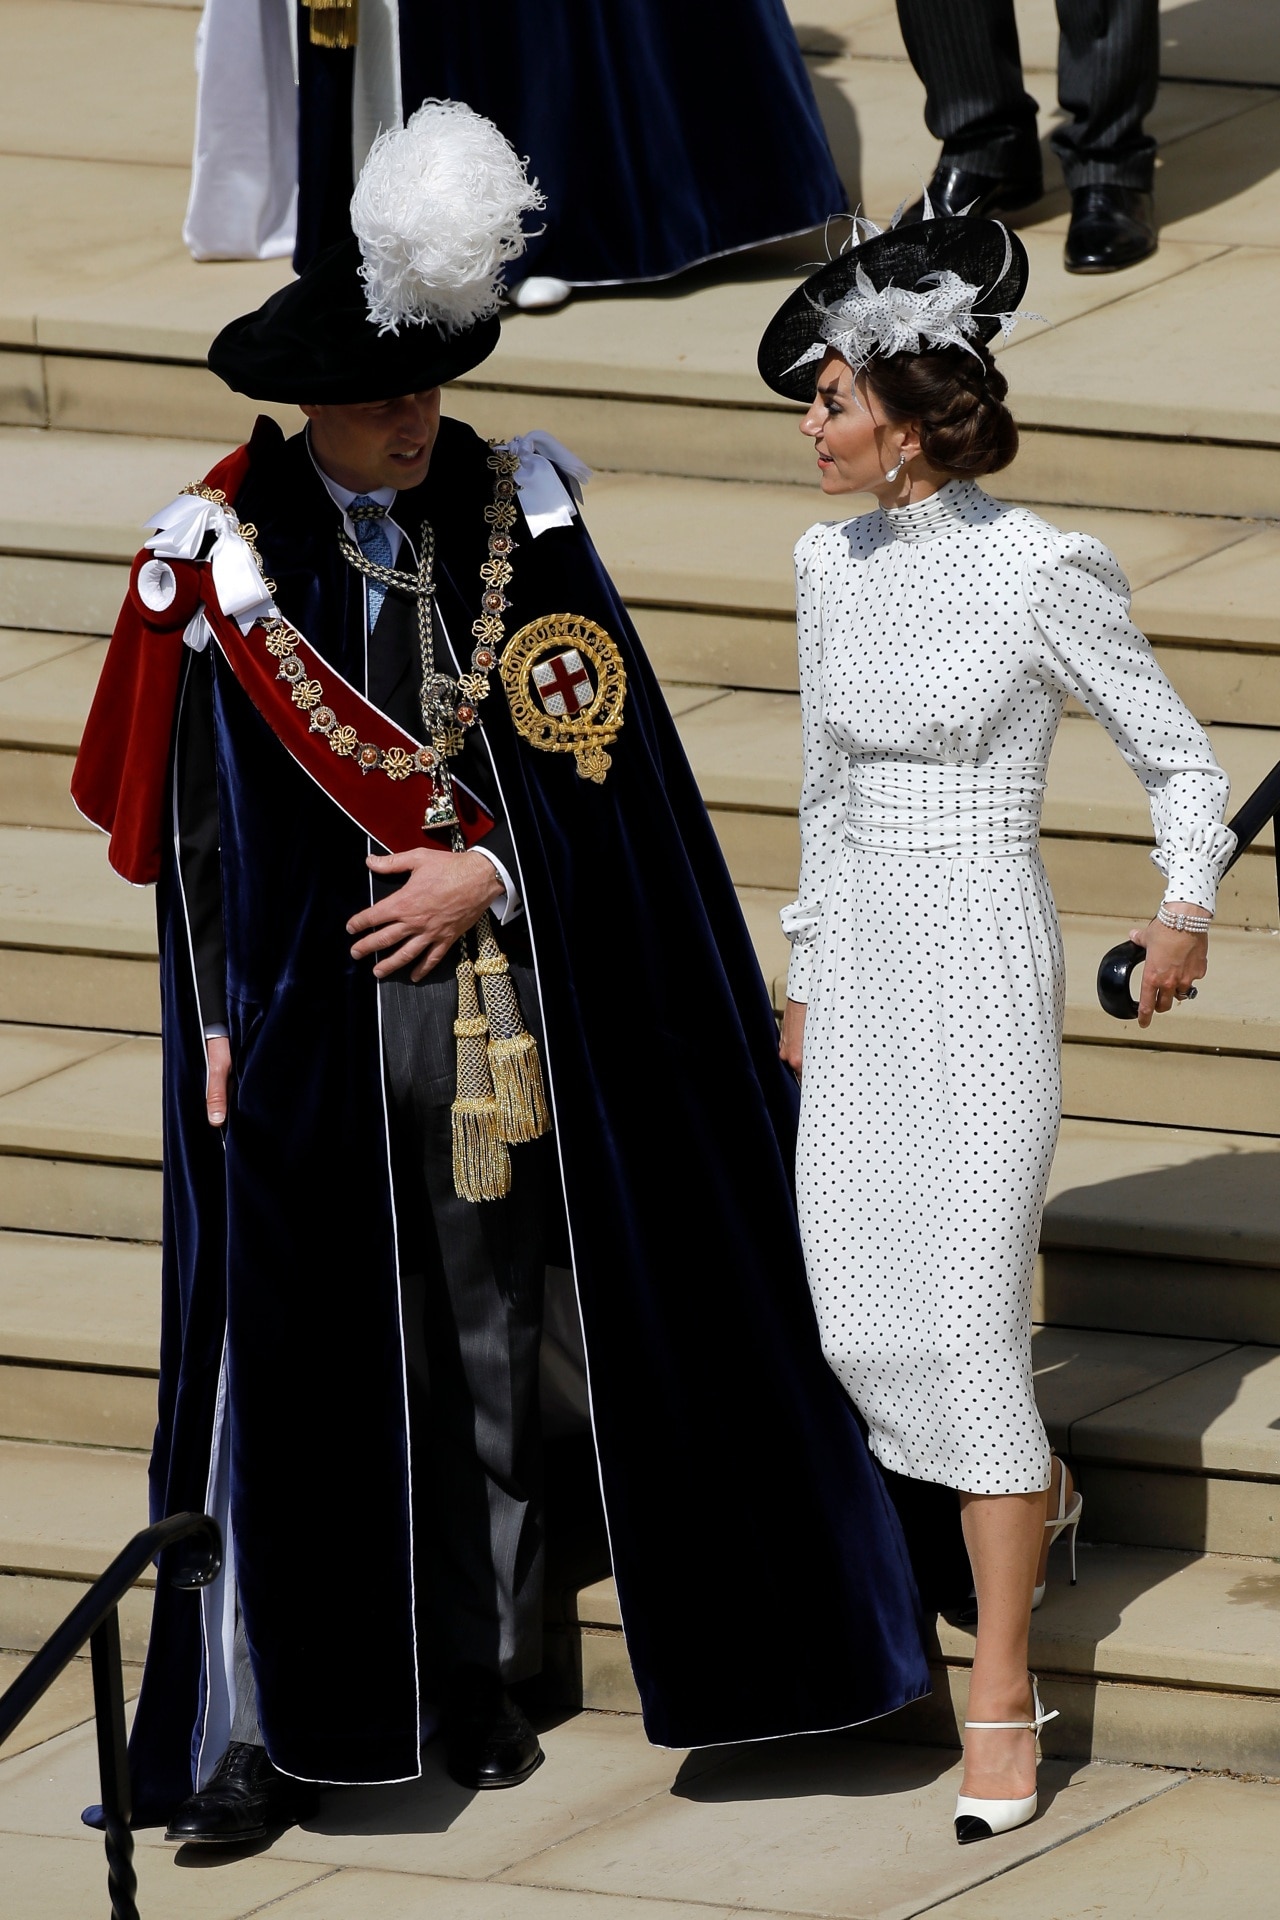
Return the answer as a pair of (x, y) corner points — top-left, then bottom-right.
(1065, 186), (1157, 273)
(444, 1665), (545, 1790)
(902, 159), (1044, 225)
(164, 1742), (318, 1846)
(955, 1813), (996, 1844)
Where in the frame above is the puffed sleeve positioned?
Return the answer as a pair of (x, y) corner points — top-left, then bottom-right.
(1026, 532), (1235, 912)
(780, 525), (847, 1002)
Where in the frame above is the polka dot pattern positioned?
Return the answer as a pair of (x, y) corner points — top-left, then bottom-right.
(783, 481), (1234, 1496)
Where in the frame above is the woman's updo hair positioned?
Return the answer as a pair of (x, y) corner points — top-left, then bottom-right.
(861, 341), (1018, 478)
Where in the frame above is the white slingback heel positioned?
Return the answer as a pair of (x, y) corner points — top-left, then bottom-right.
(1033, 1458), (1083, 1611)
(954, 1675), (1059, 1844)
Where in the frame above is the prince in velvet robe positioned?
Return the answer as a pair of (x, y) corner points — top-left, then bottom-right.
(80, 410), (931, 1824)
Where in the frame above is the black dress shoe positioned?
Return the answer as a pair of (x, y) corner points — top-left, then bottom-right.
(164, 1742), (318, 1846)
(1065, 185), (1157, 273)
(902, 159), (1043, 225)
(444, 1664), (544, 1790)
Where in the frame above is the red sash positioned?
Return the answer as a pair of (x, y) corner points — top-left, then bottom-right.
(72, 443), (493, 885)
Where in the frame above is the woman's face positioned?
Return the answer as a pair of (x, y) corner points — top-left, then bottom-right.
(799, 351), (919, 500)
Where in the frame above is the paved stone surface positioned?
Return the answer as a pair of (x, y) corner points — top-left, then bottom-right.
(0, 1651), (139, 1759)
(0, 1829), (330, 1920)
(493, 1735), (1175, 1920)
(0, 1709), (1194, 1920)
(925, 1775), (1280, 1919)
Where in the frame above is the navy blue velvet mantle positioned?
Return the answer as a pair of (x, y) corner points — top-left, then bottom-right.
(128, 416), (929, 1823)
(296, 0), (847, 280)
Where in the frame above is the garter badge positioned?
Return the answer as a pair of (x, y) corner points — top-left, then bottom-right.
(501, 612), (626, 783)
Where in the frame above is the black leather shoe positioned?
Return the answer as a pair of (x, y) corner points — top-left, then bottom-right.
(902, 159), (1043, 225)
(444, 1665), (544, 1790)
(1064, 185), (1157, 273)
(164, 1742), (318, 1846)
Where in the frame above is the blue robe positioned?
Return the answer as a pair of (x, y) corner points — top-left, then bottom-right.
(296, 0), (847, 277)
(125, 416), (928, 1824)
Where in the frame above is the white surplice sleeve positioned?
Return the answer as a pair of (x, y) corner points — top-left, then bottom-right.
(780, 526), (848, 1002)
(1027, 532), (1235, 913)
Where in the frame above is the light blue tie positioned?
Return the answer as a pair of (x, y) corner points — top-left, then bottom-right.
(351, 496), (393, 627)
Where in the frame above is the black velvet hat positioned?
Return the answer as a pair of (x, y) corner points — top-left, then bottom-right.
(758, 214), (1031, 402)
(208, 236), (502, 404)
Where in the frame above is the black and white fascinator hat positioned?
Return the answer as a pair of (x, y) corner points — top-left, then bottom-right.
(757, 196), (1036, 403)
(210, 99), (545, 404)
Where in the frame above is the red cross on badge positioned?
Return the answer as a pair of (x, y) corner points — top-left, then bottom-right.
(532, 648), (594, 718)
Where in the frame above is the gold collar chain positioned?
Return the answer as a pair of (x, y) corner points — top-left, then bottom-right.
(181, 444), (522, 831)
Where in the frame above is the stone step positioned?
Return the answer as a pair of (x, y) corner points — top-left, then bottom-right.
(1038, 1117), (1280, 1345)
(676, 694), (1279, 926)
(4, 461), (1279, 728)
(0, 1023), (162, 1236)
(0, 1229), (159, 1450)
(790, 0), (1280, 85)
(585, 478), (1280, 720)
(558, 1540), (1280, 1773)
(0, 816), (159, 1030)
(0, 1438), (151, 1658)
(10, 234), (1279, 522)
(0, 1230), (159, 1369)
(1034, 1323), (1280, 1557)
(0, 1437), (149, 1580)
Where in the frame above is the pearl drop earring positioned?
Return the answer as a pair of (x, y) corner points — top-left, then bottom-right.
(883, 454), (906, 483)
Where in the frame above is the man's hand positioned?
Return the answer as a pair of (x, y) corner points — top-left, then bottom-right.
(206, 1035), (232, 1128)
(347, 847), (504, 982)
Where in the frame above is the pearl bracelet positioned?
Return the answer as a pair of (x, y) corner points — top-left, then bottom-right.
(1157, 904), (1213, 934)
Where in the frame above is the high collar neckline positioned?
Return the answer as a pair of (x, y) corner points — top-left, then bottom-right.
(883, 479), (978, 542)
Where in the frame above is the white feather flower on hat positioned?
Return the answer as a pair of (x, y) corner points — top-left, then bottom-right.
(784, 216), (1042, 383)
(350, 99), (546, 337)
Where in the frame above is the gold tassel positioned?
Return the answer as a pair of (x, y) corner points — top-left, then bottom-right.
(451, 945), (511, 1202)
(474, 914), (551, 1145)
(302, 0), (358, 49)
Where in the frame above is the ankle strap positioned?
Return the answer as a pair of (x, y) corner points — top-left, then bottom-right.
(966, 1677), (1058, 1735)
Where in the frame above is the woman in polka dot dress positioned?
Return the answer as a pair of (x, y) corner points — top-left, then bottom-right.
(758, 214), (1234, 1843)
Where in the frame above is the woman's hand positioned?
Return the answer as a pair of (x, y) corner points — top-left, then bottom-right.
(780, 998), (807, 1079)
(1129, 904), (1209, 1030)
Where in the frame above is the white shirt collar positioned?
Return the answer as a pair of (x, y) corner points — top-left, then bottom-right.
(306, 430), (406, 565)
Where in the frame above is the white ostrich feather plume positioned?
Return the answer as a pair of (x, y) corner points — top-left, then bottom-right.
(350, 99), (545, 337)
(786, 205), (1041, 383)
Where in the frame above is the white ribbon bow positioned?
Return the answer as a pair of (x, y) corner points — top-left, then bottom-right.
(143, 494), (279, 646)
(507, 430), (593, 538)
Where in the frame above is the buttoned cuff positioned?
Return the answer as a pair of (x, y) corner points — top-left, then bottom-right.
(784, 944), (812, 1005)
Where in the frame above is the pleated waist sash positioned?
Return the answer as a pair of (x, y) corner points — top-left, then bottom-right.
(843, 758), (1045, 857)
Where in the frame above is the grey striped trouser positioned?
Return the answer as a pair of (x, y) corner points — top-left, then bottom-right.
(896, 0), (1159, 189)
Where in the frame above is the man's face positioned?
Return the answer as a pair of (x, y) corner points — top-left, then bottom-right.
(300, 388), (442, 492)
